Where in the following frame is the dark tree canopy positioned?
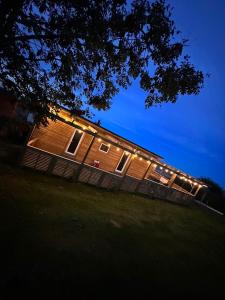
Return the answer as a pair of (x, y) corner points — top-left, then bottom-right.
(199, 178), (224, 196)
(0, 0), (204, 124)
(199, 177), (225, 214)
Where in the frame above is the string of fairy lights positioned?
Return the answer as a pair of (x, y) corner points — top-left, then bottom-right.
(62, 114), (207, 190)
(97, 130), (204, 189)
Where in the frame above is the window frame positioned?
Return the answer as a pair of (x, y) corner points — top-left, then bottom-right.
(65, 129), (85, 156)
(115, 151), (131, 173)
(99, 143), (110, 153)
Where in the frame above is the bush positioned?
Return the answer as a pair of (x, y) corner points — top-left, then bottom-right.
(0, 116), (31, 145)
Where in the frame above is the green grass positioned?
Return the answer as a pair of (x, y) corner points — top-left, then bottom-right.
(0, 163), (225, 297)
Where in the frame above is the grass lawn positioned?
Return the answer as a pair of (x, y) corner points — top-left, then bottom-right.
(0, 162), (225, 298)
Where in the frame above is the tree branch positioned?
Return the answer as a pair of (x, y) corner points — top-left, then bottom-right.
(14, 34), (60, 41)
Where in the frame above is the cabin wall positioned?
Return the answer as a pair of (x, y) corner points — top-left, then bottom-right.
(84, 139), (125, 173)
(126, 159), (148, 179)
(71, 133), (93, 162)
(30, 120), (95, 163)
(29, 118), (151, 178)
(30, 120), (74, 157)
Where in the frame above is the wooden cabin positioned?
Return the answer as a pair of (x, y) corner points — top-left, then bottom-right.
(24, 107), (207, 202)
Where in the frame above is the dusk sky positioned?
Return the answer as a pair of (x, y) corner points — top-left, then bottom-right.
(93, 0), (225, 188)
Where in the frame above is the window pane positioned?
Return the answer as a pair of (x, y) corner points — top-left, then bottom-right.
(99, 144), (109, 153)
(67, 131), (83, 154)
(116, 153), (129, 171)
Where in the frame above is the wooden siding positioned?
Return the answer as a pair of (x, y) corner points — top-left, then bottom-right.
(30, 120), (94, 163)
(30, 120), (130, 174)
(72, 133), (93, 162)
(85, 140), (125, 174)
(31, 120), (74, 156)
(146, 163), (157, 179)
(126, 158), (149, 179)
(28, 114), (162, 179)
(58, 109), (161, 160)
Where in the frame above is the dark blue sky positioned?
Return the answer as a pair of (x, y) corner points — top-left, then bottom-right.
(93, 0), (225, 188)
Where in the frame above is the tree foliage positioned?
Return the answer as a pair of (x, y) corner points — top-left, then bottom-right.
(199, 177), (225, 214)
(0, 0), (204, 124)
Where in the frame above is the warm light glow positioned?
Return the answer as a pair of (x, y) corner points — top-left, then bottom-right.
(147, 160), (150, 164)
(184, 178), (187, 182)
(108, 143), (110, 147)
(133, 154), (137, 158)
(170, 171), (173, 174)
(199, 185), (202, 188)
(116, 147), (120, 151)
(180, 176), (183, 179)
(165, 169), (168, 173)
(139, 157), (142, 161)
(160, 166), (163, 170)
(194, 182), (197, 185)
(98, 138), (102, 142)
(78, 129), (82, 133)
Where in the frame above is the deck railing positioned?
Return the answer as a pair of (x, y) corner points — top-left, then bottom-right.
(22, 145), (194, 205)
